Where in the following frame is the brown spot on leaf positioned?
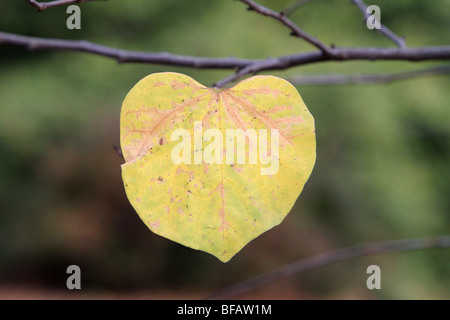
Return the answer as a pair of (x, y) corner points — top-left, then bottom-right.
(153, 81), (165, 87)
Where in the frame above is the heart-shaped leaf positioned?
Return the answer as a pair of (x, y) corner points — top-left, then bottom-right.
(120, 72), (315, 262)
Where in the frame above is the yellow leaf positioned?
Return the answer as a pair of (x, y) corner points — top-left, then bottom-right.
(120, 72), (316, 262)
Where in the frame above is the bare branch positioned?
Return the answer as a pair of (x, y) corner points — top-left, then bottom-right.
(1, 31), (450, 88)
(239, 0), (332, 55)
(26, 0), (105, 11)
(289, 65), (450, 85)
(213, 59), (278, 88)
(0, 31), (256, 69)
(213, 46), (450, 87)
(351, 0), (407, 49)
(206, 236), (450, 299)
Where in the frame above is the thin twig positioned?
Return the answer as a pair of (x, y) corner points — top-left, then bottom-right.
(289, 65), (450, 85)
(351, 0), (407, 49)
(206, 236), (450, 299)
(239, 0), (332, 55)
(1, 31), (450, 88)
(213, 59), (278, 88)
(26, 0), (104, 11)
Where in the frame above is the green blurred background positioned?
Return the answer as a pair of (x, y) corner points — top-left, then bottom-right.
(0, 0), (449, 299)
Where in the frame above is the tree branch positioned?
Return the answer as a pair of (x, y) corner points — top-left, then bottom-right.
(351, 0), (407, 49)
(1, 31), (450, 88)
(0, 31), (257, 69)
(26, 0), (104, 11)
(289, 65), (450, 85)
(239, 0), (332, 55)
(213, 46), (450, 87)
(206, 236), (450, 299)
